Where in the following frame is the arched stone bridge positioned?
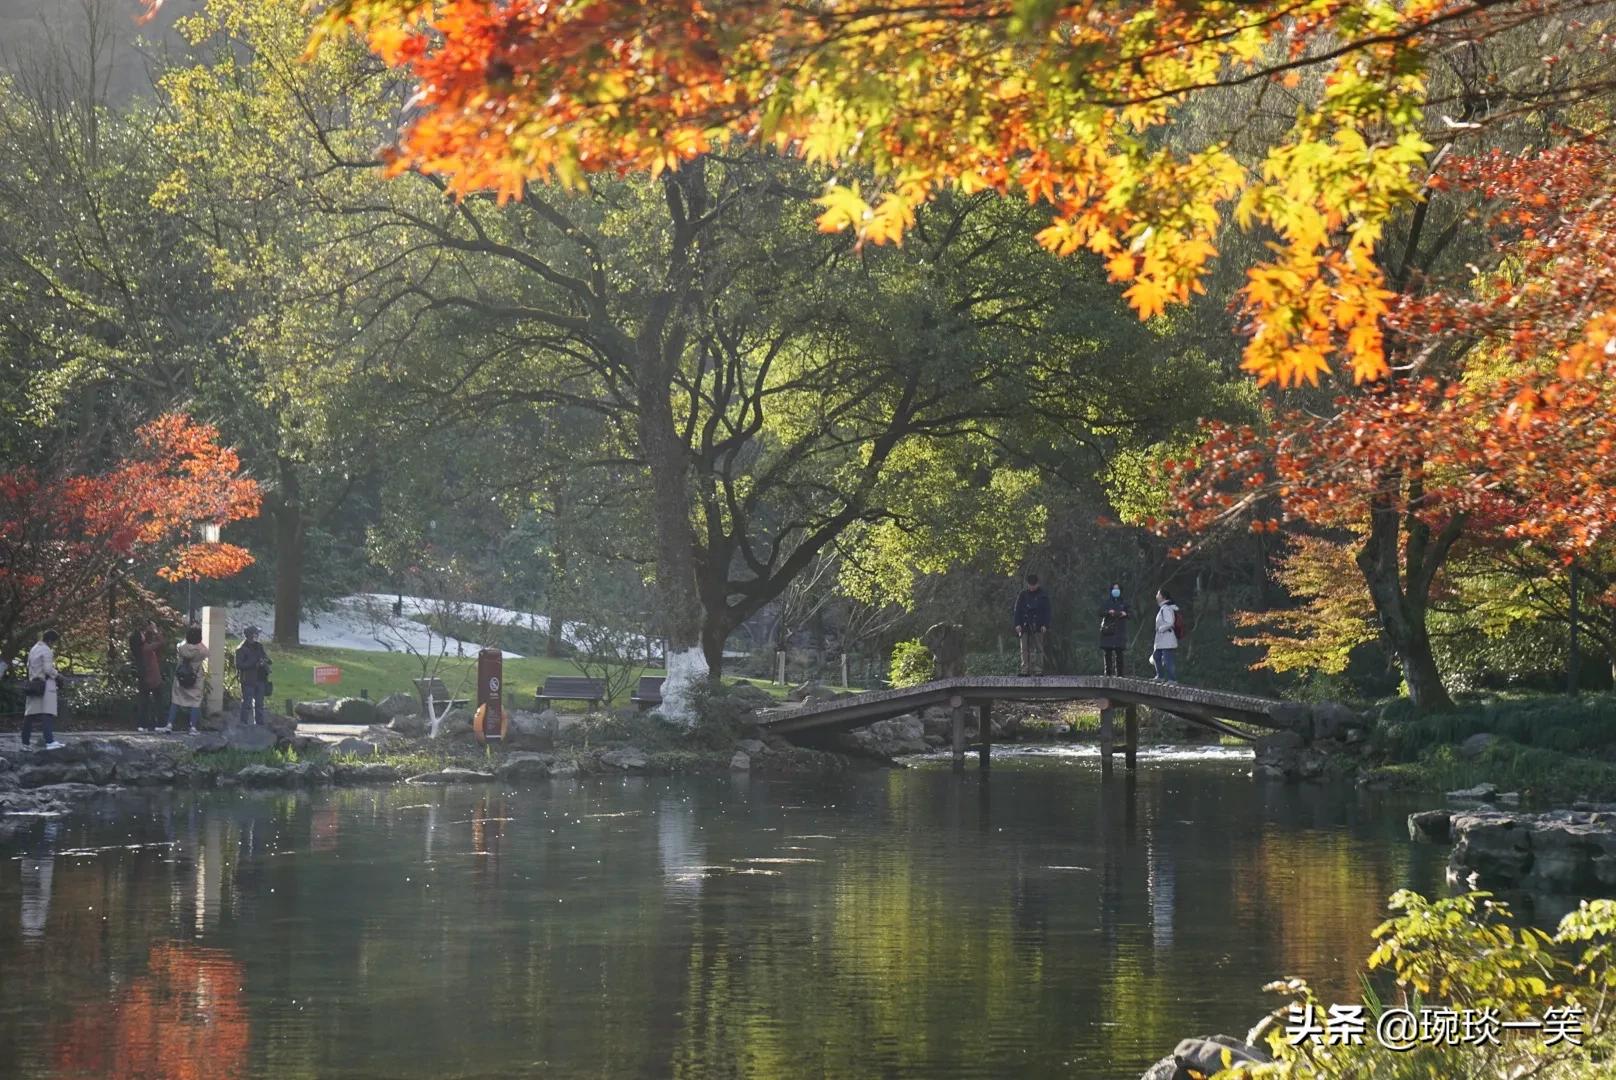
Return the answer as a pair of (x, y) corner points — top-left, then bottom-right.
(758, 675), (1299, 771)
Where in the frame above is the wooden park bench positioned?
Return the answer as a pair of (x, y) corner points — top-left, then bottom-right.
(534, 676), (606, 711)
(630, 676), (665, 712)
(413, 677), (469, 727)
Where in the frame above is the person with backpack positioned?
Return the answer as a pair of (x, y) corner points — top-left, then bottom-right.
(22, 629), (66, 750)
(1099, 583), (1131, 676)
(1012, 573), (1053, 676)
(1152, 588), (1183, 682)
(234, 625), (271, 726)
(161, 625), (209, 734)
(133, 621), (164, 731)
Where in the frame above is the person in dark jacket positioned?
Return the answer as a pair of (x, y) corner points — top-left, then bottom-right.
(1099, 584), (1130, 676)
(234, 625), (271, 726)
(1012, 574), (1052, 676)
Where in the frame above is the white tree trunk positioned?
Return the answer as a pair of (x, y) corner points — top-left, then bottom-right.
(660, 645), (709, 728)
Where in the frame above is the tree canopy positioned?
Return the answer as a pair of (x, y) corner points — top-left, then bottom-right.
(280, 0), (1615, 392)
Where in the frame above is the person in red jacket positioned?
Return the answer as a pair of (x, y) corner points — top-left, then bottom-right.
(134, 622), (163, 731)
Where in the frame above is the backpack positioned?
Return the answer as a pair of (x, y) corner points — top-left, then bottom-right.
(176, 656), (199, 690)
(1172, 607), (1186, 640)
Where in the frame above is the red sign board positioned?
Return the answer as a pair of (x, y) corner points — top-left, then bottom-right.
(313, 665), (342, 685)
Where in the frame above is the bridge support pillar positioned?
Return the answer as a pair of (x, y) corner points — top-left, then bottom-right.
(1099, 706), (1116, 773)
(950, 694), (966, 772)
(978, 701), (992, 771)
(1124, 705), (1139, 770)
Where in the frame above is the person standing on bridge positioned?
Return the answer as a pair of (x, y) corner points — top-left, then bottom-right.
(1013, 574), (1052, 676)
(1099, 584), (1130, 676)
(1152, 589), (1183, 682)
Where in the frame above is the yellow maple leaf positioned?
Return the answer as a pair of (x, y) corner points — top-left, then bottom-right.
(1106, 252), (1137, 281)
(1124, 277), (1169, 319)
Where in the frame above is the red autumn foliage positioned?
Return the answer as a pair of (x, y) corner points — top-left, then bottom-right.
(1167, 137), (1616, 707)
(1174, 137), (1616, 557)
(0, 413), (261, 661)
(1396, 141), (1616, 381)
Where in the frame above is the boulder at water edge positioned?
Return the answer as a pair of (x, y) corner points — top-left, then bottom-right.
(1445, 809), (1616, 894)
(332, 737), (377, 758)
(333, 762), (402, 784)
(506, 709), (557, 749)
(836, 715), (927, 761)
(388, 713), (428, 738)
(1138, 1035), (1273, 1080)
(1408, 809), (1453, 843)
(223, 723), (278, 753)
(236, 764), (291, 787)
(433, 708), (475, 740)
(598, 747), (649, 771)
(497, 753), (561, 781)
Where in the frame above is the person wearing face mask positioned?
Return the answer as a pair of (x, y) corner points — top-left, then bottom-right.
(1098, 583), (1130, 676)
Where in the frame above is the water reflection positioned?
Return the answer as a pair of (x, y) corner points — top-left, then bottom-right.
(55, 943), (249, 1080)
(1147, 842), (1175, 951)
(659, 794), (706, 897)
(19, 855), (52, 940)
(0, 759), (1447, 1080)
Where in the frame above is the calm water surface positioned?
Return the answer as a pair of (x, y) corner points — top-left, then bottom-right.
(0, 748), (1444, 1078)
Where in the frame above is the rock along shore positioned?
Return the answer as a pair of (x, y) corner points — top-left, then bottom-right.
(0, 689), (876, 834)
(1410, 804), (1616, 895)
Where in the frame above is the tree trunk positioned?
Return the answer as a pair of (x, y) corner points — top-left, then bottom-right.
(1356, 490), (1456, 712)
(640, 393), (708, 725)
(545, 544), (568, 658)
(700, 618), (729, 681)
(271, 460), (304, 647)
(1385, 601), (1451, 710)
(545, 478), (568, 657)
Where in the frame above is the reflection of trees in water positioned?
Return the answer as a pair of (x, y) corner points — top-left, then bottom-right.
(0, 773), (1428, 1078)
(54, 943), (249, 1080)
(1233, 826), (1413, 1003)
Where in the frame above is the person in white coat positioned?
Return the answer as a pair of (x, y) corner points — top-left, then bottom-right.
(23, 629), (66, 749)
(1152, 589), (1182, 682)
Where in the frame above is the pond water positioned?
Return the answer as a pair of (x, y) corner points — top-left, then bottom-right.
(0, 748), (1445, 1079)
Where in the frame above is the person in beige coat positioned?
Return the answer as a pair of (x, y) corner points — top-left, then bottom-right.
(23, 629), (65, 749)
(160, 625), (209, 734)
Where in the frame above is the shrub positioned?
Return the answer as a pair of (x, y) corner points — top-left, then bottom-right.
(964, 651), (1019, 677)
(1242, 891), (1616, 1078)
(59, 676), (141, 724)
(687, 683), (758, 749)
(1373, 692), (1616, 761)
(889, 640), (932, 687)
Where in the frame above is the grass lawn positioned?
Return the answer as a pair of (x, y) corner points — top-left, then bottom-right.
(265, 644), (794, 709)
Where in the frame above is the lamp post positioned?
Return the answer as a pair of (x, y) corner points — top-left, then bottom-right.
(188, 523), (221, 624)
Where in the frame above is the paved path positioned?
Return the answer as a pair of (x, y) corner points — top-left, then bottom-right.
(0, 725), (358, 752)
